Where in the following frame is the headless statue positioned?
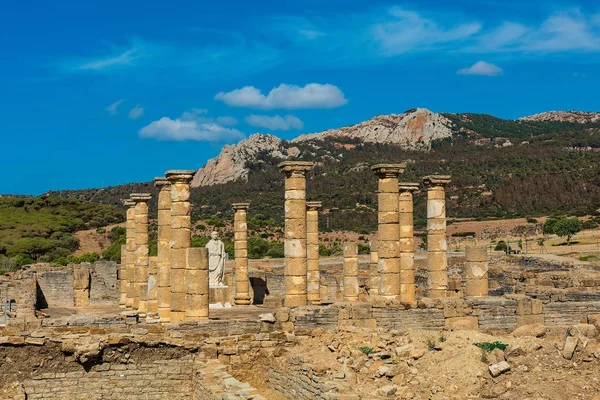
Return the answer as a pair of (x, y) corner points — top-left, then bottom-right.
(206, 231), (225, 286)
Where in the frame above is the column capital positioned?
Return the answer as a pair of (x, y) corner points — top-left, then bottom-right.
(306, 201), (322, 211)
(399, 182), (420, 193)
(165, 170), (195, 183)
(122, 199), (135, 207)
(278, 161), (314, 177)
(423, 175), (451, 187)
(154, 177), (170, 190)
(232, 202), (250, 212)
(130, 193), (152, 203)
(371, 163), (406, 178)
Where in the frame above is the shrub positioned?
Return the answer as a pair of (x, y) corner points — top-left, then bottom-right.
(474, 341), (508, 353)
(494, 241), (508, 252)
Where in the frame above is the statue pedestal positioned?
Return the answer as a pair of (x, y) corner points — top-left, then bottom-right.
(209, 285), (230, 306)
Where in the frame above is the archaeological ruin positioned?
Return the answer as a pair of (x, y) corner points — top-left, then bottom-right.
(2, 162), (600, 399)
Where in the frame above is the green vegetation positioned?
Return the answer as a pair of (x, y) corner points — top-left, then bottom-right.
(0, 196), (124, 267)
(474, 341), (508, 353)
(494, 241), (508, 252)
(543, 216), (583, 244)
(579, 254), (600, 262)
(48, 115), (600, 233)
(359, 346), (375, 356)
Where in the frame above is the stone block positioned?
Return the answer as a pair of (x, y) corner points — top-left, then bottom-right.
(516, 314), (544, 327)
(445, 316), (478, 330)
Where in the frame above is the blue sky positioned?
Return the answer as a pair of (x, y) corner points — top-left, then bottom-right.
(1, 0), (599, 194)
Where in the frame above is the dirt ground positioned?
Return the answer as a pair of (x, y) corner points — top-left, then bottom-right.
(270, 327), (600, 399)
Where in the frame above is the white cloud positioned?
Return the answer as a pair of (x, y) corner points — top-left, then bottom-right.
(76, 47), (143, 71)
(128, 105), (144, 119)
(105, 99), (125, 115)
(215, 83), (347, 109)
(299, 29), (325, 40)
(140, 110), (243, 142)
(457, 61), (503, 76)
(371, 8), (481, 55)
(245, 115), (304, 131)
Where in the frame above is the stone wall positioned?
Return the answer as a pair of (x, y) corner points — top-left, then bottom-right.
(267, 355), (357, 400)
(24, 357), (195, 400)
(36, 268), (74, 308)
(89, 261), (118, 305)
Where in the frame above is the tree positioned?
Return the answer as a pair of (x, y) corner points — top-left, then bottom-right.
(543, 216), (582, 244)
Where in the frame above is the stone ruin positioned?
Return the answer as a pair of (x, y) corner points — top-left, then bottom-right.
(1, 162), (600, 399)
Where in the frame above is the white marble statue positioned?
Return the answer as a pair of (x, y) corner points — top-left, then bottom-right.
(206, 231), (225, 286)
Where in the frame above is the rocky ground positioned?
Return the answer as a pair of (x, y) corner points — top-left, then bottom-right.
(269, 323), (600, 399)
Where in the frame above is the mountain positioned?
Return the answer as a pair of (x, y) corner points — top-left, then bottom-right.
(192, 108), (453, 187)
(49, 109), (600, 232)
(520, 111), (600, 124)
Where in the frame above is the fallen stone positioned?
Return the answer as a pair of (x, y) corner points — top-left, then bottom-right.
(488, 361), (511, 377)
(395, 344), (413, 358)
(378, 385), (397, 397)
(224, 302), (232, 308)
(594, 349), (600, 359)
(567, 324), (598, 339)
(376, 365), (389, 378)
(511, 324), (546, 338)
(410, 347), (426, 360)
(504, 344), (525, 359)
(563, 336), (578, 360)
(209, 303), (224, 309)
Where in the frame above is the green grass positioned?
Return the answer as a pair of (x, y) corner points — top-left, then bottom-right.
(579, 254), (600, 262)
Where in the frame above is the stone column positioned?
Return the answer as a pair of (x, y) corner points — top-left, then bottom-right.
(155, 177), (172, 323)
(372, 164), (405, 299)
(147, 256), (158, 318)
(131, 193), (151, 315)
(343, 243), (359, 302)
(186, 247), (209, 320)
(166, 170), (195, 323)
(369, 242), (379, 296)
(124, 200), (136, 309)
(119, 244), (127, 309)
(464, 245), (489, 297)
(278, 161), (314, 308)
(399, 182), (419, 305)
(423, 175), (451, 298)
(306, 201), (322, 305)
(233, 203), (251, 305)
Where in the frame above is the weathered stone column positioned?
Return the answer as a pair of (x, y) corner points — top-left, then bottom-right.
(186, 247), (209, 320)
(166, 170), (195, 323)
(131, 193), (151, 315)
(306, 201), (322, 305)
(124, 199), (136, 309)
(147, 256), (158, 318)
(232, 203), (251, 305)
(464, 245), (489, 297)
(278, 161), (314, 308)
(423, 175), (451, 298)
(155, 177), (172, 322)
(343, 243), (359, 302)
(372, 164), (405, 299)
(119, 244), (127, 309)
(399, 182), (419, 305)
(369, 244), (379, 296)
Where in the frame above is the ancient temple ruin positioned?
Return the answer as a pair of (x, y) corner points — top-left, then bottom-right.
(2, 162), (600, 400)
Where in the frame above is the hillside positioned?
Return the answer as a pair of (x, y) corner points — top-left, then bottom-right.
(48, 109), (600, 234)
(0, 196), (124, 267)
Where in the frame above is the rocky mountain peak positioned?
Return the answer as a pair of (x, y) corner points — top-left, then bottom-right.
(191, 134), (285, 187)
(292, 107), (452, 149)
(519, 111), (600, 124)
(191, 108), (453, 187)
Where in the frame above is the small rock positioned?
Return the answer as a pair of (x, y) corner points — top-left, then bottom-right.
(410, 347), (426, 360)
(224, 302), (232, 308)
(504, 344), (525, 359)
(489, 361), (511, 377)
(376, 365), (390, 378)
(395, 344), (414, 358)
(594, 349), (600, 359)
(378, 385), (397, 397)
(487, 348), (506, 365)
(563, 336), (579, 360)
